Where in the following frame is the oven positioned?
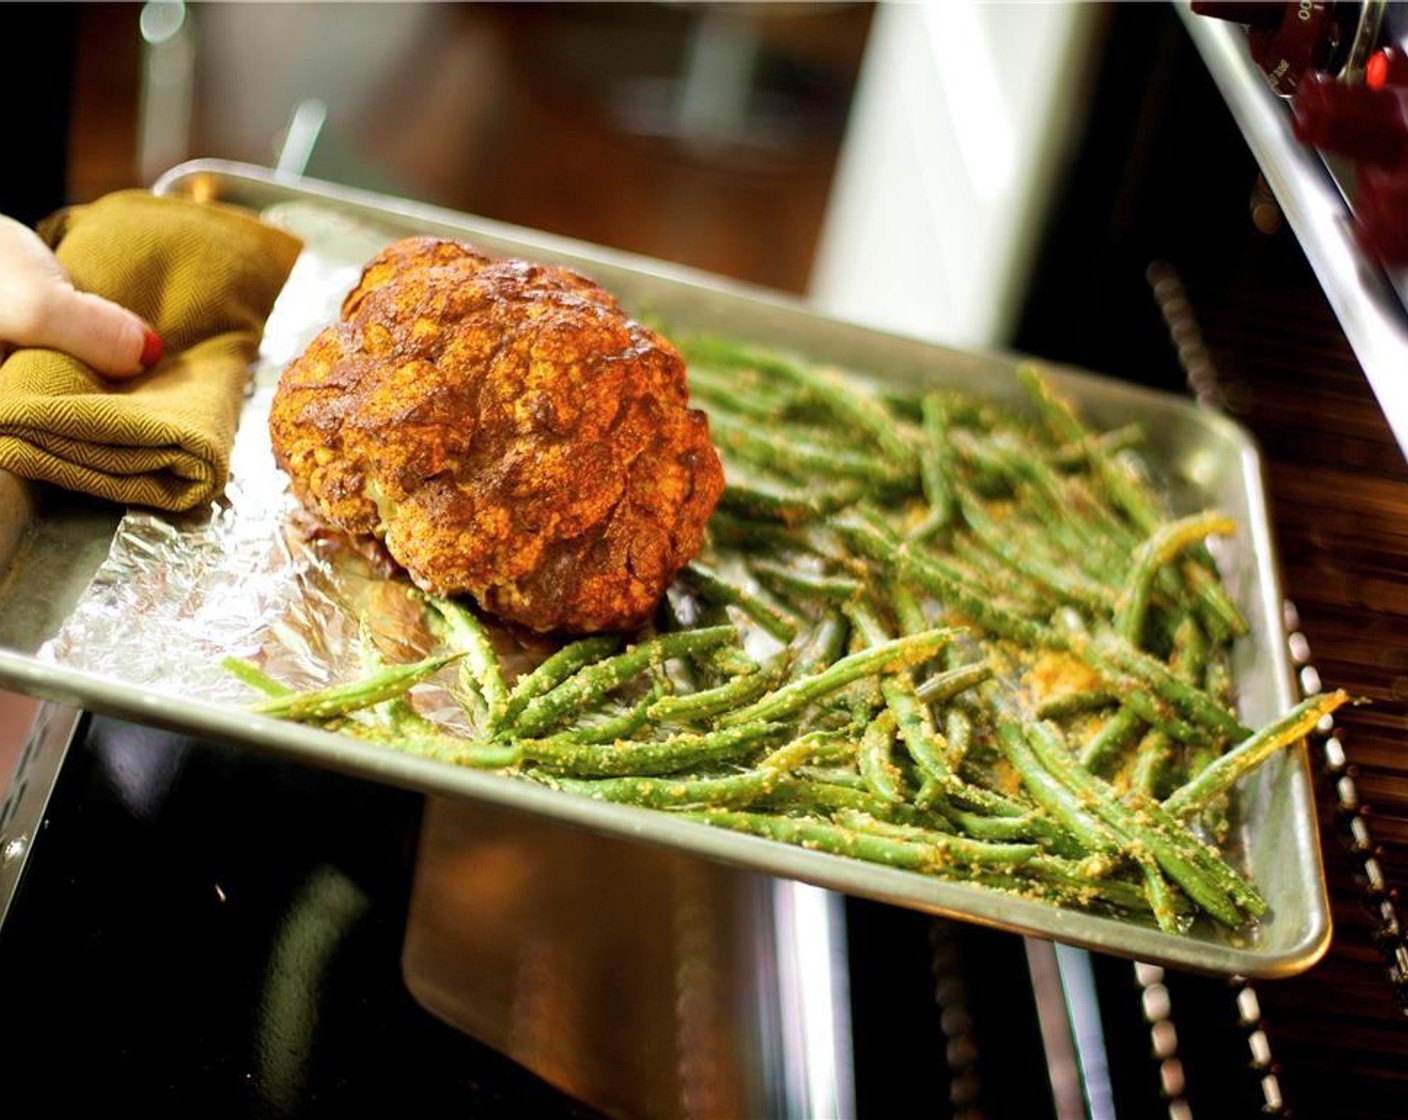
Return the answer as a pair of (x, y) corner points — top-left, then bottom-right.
(2, 3), (1406, 1117)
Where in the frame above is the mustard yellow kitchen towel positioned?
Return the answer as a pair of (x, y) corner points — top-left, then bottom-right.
(0, 190), (302, 511)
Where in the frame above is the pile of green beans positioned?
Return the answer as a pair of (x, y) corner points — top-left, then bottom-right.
(226, 335), (1351, 937)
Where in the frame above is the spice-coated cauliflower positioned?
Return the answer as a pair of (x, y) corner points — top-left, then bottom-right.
(268, 236), (723, 634)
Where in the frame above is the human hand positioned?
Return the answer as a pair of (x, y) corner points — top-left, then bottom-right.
(0, 214), (162, 378)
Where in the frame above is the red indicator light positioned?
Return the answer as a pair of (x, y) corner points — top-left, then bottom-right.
(1367, 49), (1389, 90)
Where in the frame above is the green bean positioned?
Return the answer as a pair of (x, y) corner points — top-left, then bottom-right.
(381, 696), (445, 739)
(680, 335), (920, 474)
(1121, 688), (1206, 746)
(1023, 720), (1258, 925)
(918, 794), (1047, 843)
(252, 652), (461, 721)
(858, 710), (905, 802)
(943, 708), (974, 771)
(706, 511), (825, 557)
(787, 609), (851, 682)
(757, 730), (858, 772)
(222, 656), (293, 698)
(1128, 615), (1206, 796)
(688, 364), (797, 421)
(718, 478), (862, 526)
(1035, 688), (1120, 720)
(1016, 362), (1247, 639)
(520, 720), (785, 777)
(1180, 557), (1250, 641)
(681, 561), (799, 643)
(1130, 729), (1176, 799)
(914, 661), (993, 706)
(385, 733), (523, 769)
(502, 635), (624, 725)
(1029, 759), (1235, 926)
(845, 597), (964, 796)
(750, 561), (863, 606)
(709, 411), (908, 488)
(912, 394), (956, 540)
(511, 626), (738, 738)
(1170, 615), (1209, 690)
(648, 653), (791, 725)
(1163, 690), (1350, 818)
(1134, 856), (1186, 934)
(956, 487), (1115, 612)
(830, 512), (1057, 646)
(553, 767), (793, 810)
(682, 809), (1037, 872)
(1117, 511), (1237, 647)
(1048, 423), (1146, 468)
(885, 579), (930, 638)
(1083, 630), (1250, 740)
(702, 634), (761, 682)
(963, 430), (1126, 567)
(916, 781), (1088, 857)
(977, 859), (1169, 919)
(830, 810), (1042, 865)
(424, 596), (510, 729)
(720, 627), (960, 728)
(1016, 363), (1157, 530)
(760, 778), (915, 821)
(568, 683), (666, 745)
(1078, 707), (1144, 771)
(993, 715), (1122, 857)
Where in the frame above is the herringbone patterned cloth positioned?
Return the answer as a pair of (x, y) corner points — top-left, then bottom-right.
(0, 190), (301, 511)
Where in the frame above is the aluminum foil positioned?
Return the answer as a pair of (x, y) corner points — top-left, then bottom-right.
(39, 203), (485, 716)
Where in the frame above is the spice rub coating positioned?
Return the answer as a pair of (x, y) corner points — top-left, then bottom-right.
(269, 236), (723, 634)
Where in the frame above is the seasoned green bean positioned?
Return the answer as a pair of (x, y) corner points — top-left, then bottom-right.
(679, 335), (920, 475)
(1082, 630), (1250, 740)
(718, 478), (862, 526)
(387, 734), (523, 769)
(709, 411), (907, 488)
(914, 661), (993, 706)
(648, 653), (791, 725)
(1163, 690), (1349, 818)
(1078, 707), (1144, 771)
(1024, 720), (1261, 924)
(912, 394), (956, 539)
(222, 656), (293, 698)
(252, 652), (461, 722)
(553, 767), (793, 810)
(720, 627), (960, 728)
(681, 561), (799, 643)
(567, 683), (666, 745)
(858, 710), (905, 802)
(1117, 511), (1237, 647)
(520, 720), (786, 777)
(502, 634), (624, 724)
(993, 716), (1122, 857)
(682, 809), (1038, 871)
(511, 625), (737, 738)
(423, 595), (510, 730)
(750, 561), (863, 606)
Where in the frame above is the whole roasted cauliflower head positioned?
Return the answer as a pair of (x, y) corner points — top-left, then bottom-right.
(268, 236), (724, 634)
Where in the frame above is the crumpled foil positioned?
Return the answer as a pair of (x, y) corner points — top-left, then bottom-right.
(39, 203), (487, 717)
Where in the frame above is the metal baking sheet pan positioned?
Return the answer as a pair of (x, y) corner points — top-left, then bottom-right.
(0, 159), (1329, 977)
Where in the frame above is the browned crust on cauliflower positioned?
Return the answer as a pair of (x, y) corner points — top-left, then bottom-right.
(269, 236), (723, 634)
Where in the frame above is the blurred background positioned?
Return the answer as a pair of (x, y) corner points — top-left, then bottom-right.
(14, 1), (1110, 349)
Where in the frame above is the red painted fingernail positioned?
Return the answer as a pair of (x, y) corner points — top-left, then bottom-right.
(140, 329), (164, 369)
